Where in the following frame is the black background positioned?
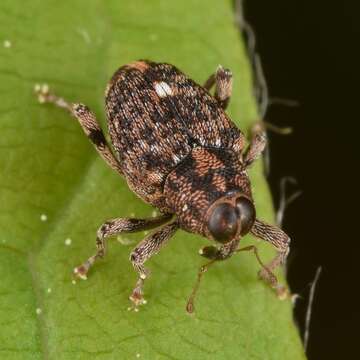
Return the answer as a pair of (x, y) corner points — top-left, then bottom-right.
(241, 1), (359, 359)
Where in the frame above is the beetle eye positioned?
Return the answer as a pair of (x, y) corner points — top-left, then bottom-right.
(208, 203), (238, 243)
(236, 197), (256, 235)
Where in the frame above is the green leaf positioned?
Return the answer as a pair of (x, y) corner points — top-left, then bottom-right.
(0, 0), (306, 359)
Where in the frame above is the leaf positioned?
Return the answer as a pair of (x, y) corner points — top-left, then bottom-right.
(0, 0), (306, 359)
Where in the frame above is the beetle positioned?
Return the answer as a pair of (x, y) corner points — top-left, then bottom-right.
(35, 60), (290, 312)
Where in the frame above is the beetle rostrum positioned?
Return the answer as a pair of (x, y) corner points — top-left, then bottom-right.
(36, 60), (291, 312)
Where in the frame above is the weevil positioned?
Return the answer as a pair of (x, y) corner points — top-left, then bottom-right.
(35, 60), (290, 312)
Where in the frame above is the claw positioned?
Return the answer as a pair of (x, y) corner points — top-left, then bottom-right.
(73, 265), (88, 280)
(129, 289), (147, 311)
(275, 285), (290, 300)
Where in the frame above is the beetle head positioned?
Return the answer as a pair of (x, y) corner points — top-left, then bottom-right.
(205, 191), (256, 243)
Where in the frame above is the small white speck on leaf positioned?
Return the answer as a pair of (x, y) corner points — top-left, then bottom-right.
(136, 353), (141, 358)
(36, 308), (42, 315)
(117, 235), (135, 246)
(40, 214), (48, 222)
(72, 280), (77, 285)
(149, 33), (158, 41)
(47, 288), (52, 294)
(3, 40), (11, 48)
(151, 210), (158, 217)
(76, 28), (91, 44)
(40, 83), (49, 93)
(65, 238), (72, 246)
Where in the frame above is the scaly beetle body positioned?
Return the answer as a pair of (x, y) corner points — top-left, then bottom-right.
(36, 60), (290, 312)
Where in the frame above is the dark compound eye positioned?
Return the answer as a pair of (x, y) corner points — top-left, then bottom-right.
(236, 197), (256, 235)
(208, 203), (238, 243)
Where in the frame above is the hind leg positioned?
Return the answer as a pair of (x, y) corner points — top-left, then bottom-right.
(35, 84), (123, 175)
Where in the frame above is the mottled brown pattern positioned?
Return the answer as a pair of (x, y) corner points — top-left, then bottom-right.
(164, 147), (252, 235)
(105, 61), (246, 212)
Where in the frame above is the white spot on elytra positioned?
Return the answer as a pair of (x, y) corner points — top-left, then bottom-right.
(3, 40), (11, 48)
(151, 210), (158, 217)
(154, 81), (172, 97)
(65, 238), (72, 246)
(40, 214), (48, 222)
(182, 204), (188, 212)
(36, 308), (42, 315)
(150, 144), (159, 152)
(172, 154), (180, 163)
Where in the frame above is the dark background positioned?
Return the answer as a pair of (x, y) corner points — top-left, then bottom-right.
(241, 1), (359, 359)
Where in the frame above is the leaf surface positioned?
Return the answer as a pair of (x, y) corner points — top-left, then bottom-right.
(0, 0), (305, 359)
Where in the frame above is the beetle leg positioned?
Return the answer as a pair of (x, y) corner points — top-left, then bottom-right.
(250, 218), (290, 298)
(192, 224), (289, 311)
(203, 65), (233, 109)
(34, 85), (123, 175)
(73, 214), (172, 280)
(129, 221), (178, 308)
(199, 238), (240, 260)
(187, 239), (240, 313)
(243, 130), (267, 168)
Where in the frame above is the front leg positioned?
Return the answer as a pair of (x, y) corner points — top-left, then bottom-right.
(199, 238), (240, 260)
(203, 65), (233, 109)
(74, 213), (172, 280)
(186, 238), (240, 313)
(250, 218), (290, 297)
(129, 221), (178, 308)
(198, 220), (289, 301)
